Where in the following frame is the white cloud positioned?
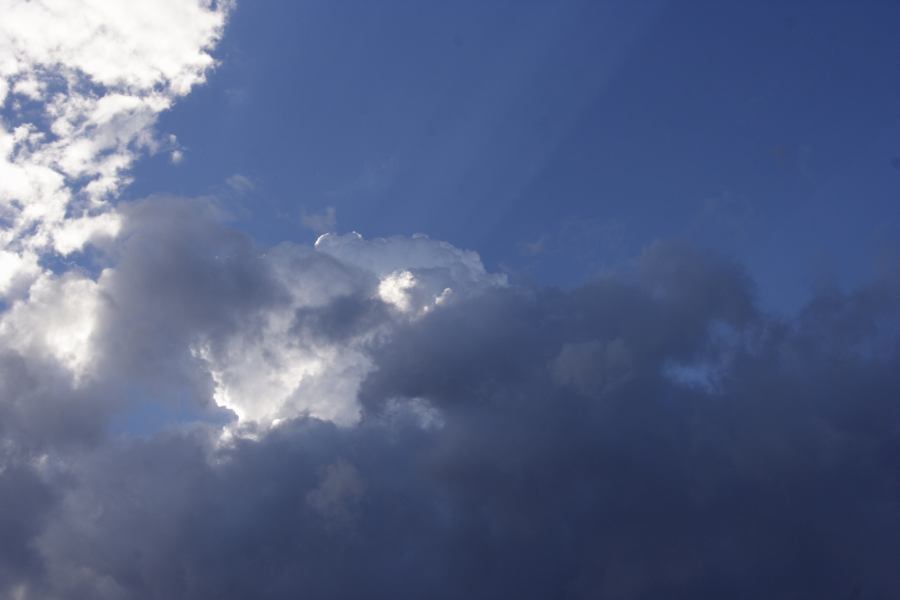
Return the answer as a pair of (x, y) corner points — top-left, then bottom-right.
(378, 270), (417, 312)
(0, 249), (40, 298)
(186, 231), (505, 429)
(51, 212), (122, 256)
(0, 0), (228, 93)
(315, 231), (506, 289)
(0, 272), (102, 383)
(0, 0), (231, 301)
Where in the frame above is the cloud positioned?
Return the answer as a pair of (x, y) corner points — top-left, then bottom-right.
(77, 200), (504, 430)
(0, 198), (897, 598)
(0, 464), (56, 590)
(0, 0), (231, 299)
(301, 206), (337, 234)
(225, 173), (255, 194)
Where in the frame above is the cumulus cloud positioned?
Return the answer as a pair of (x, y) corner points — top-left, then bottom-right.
(114, 203), (503, 428)
(0, 198), (502, 437)
(0, 197), (898, 598)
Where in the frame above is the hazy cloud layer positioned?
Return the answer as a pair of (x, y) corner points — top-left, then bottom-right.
(0, 198), (897, 598)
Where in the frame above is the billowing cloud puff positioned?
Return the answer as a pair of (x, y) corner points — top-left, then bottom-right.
(184, 230), (503, 427)
(0, 197), (506, 434)
(0, 0), (230, 299)
(0, 198), (898, 598)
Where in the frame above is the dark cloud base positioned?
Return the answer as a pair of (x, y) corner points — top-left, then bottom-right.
(2, 200), (899, 599)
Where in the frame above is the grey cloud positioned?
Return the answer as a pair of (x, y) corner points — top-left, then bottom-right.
(0, 351), (106, 451)
(305, 458), (366, 530)
(1, 200), (899, 598)
(0, 464), (56, 592)
(551, 338), (633, 395)
(91, 198), (291, 418)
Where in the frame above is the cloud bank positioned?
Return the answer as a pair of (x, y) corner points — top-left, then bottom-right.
(0, 196), (897, 598)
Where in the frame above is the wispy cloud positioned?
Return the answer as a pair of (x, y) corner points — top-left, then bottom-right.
(301, 205), (337, 234)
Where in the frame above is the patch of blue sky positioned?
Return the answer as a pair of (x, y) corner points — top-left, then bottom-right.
(109, 386), (234, 438)
(124, 0), (900, 315)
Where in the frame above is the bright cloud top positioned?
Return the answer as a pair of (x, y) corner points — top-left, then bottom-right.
(185, 228), (505, 428)
(0, 0), (230, 297)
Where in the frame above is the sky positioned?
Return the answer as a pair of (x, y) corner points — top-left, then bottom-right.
(127, 0), (900, 312)
(0, 1), (899, 598)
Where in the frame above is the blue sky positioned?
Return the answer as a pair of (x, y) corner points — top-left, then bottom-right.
(129, 0), (900, 312)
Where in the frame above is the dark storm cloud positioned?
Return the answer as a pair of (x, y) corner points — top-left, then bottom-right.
(1, 201), (899, 598)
